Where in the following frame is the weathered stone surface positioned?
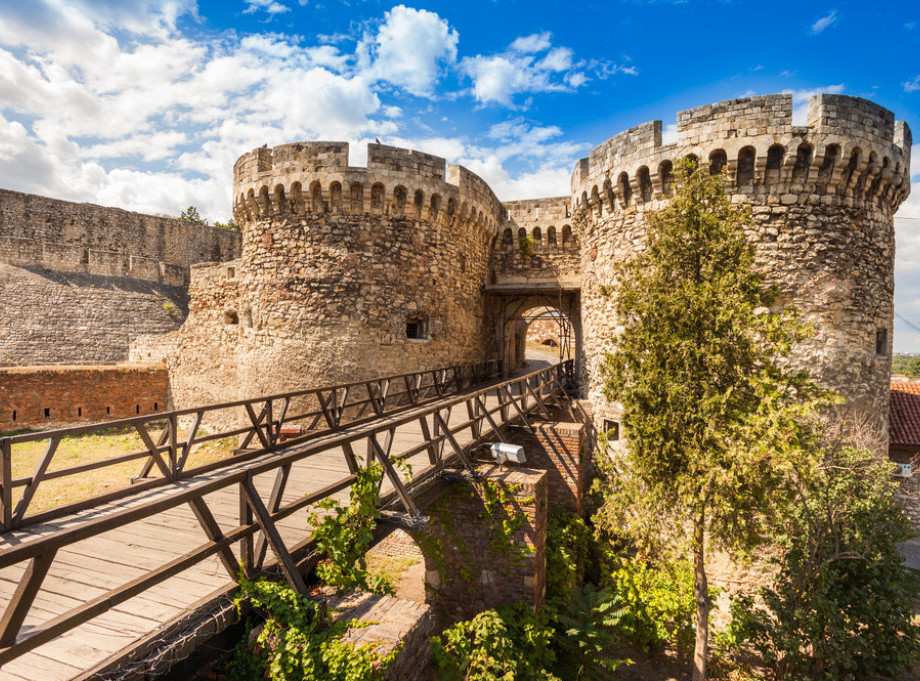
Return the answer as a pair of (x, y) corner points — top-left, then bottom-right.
(0, 189), (241, 365)
(571, 93), (911, 453)
(164, 142), (505, 411)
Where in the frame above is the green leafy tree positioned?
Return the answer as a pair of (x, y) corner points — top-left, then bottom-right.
(214, 217), (241, 231)
(177, 205), (206, 224)
(597, 159), (830, 680)
(747, 445), (920, 680)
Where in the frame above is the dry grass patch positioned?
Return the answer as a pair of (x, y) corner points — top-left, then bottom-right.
(5, 425), (237, 516)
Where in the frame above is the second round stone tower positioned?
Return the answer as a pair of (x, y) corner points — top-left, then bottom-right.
(572, 94), (912, 445)
(170, 142), (505, 403)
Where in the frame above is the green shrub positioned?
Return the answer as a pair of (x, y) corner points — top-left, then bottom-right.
(550, 583), (630, 681)
(608, 555), (703, 657)
(228, 574), (398, 681)
(545, 507), (591, 610)
(432, 603), (559, 681)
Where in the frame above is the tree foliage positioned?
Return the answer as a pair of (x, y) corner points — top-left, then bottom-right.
(229, 573), (398, 681)
(597, 159), (832, 680)
(214, 217), (241, 231)
(745, 445), (920, 680)
(177, 205), (206, 224)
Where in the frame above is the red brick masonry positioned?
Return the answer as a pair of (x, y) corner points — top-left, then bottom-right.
(0, 363), (169, 429)
(414, 465), (548, 624)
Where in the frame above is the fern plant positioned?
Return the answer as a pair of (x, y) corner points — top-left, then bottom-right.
(551, 584), (630, 681)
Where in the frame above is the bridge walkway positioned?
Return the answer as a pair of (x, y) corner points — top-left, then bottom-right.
(0, 361), (567, 681)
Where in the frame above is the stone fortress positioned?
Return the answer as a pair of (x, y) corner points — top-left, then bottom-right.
(0, 93), (912, 449)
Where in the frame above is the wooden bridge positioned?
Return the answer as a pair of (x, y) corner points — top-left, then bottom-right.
(0, 359), (573, 680)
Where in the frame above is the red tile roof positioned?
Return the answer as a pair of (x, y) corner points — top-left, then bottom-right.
(890, 382), (920, 449)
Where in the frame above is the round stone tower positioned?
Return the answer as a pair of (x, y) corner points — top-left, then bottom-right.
(170, 142), (505, 403)
(571, 94), (912, 444)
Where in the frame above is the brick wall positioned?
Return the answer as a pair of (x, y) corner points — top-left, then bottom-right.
(0, 364), (169, 429)
(500, 421), (589, 515)
(413, 466), (547, 623)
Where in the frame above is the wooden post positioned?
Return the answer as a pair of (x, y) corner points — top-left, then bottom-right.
(1, 439), (11, 532)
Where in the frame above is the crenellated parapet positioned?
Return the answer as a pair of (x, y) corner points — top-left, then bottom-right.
(573, 93), (912, 453)
(231, 142), (506, 236)
(571, 94), (911, 221)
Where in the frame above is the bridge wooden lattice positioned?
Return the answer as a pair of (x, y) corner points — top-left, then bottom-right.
(0, 360), (572, 681)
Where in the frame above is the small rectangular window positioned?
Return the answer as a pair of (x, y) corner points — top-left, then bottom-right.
(406, 314), (428, 340)
(43, 408), (50, 418)
(876, 328), (888, 356)
(602, 418), (620, 441)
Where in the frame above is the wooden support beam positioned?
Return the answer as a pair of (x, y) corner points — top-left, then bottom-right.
(0, 549), (56, 646)
(255, 463), (292, 568)
(187, 498), (239, 581)
(12, 436), (62, 524)
(241, 479), (309, 595)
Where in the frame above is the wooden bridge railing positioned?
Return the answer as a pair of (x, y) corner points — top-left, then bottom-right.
(0, 361), (573, 667)
(0, 359), (502, 532)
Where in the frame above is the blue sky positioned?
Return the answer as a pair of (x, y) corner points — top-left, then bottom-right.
(1, 0), (919, 350)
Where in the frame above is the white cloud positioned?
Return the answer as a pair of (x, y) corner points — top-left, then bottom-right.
(0, 1), (596, 224)
(510, 32), (552, 54)
(0, 1), (397, 221)
(662, 123), (678, 145)
(782, 84), (845, 124)
(357, 5), (458, 98)
(461, 46), (576, 107)
(461, 155), (571, 200)
(244, 0), (290, 16)
(904, 75), (920, 93)
(811, 10), (837, 34)
(462, 35), (632, 107)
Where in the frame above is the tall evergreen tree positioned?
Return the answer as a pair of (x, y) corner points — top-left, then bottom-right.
(597, 160), (831, 680)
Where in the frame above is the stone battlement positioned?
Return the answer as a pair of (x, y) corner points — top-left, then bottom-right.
(232, 142), (505, 234)
(571, 94), (911, 217)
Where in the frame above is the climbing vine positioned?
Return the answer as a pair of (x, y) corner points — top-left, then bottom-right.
(228, 572), (399, 681)
(479, 480), (534, 566)
(307, 461), (411, 595)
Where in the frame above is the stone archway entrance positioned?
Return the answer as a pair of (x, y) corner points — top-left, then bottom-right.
(484, 285), (581, 386)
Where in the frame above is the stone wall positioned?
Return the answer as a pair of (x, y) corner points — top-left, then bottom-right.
(571, 94), (911, 449)
(525, 316), (574, 348)
(0, 189), (241, 365)
(319, 588), (435, 681)
(500, 421), (589, 514)
(0, 363), (169, 429)
(166, 143), (504, 411)
(0, 263), (188, 365)
(0, 189), (240, 287)
(492, 197), (581, 288)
